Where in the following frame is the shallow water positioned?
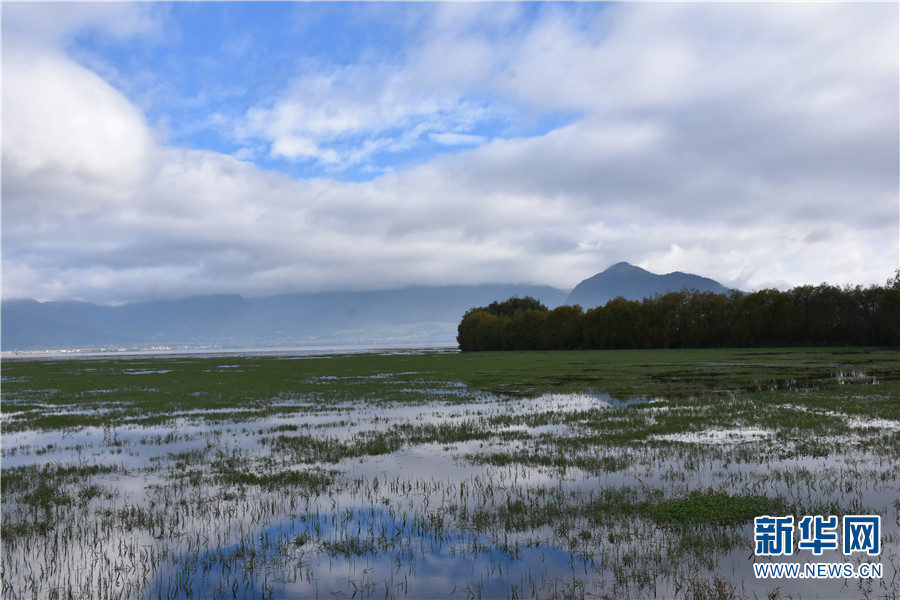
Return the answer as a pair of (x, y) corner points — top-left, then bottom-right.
(2, 360), (898, 599)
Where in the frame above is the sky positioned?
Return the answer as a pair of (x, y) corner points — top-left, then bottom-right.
(2, 1), (898, 305)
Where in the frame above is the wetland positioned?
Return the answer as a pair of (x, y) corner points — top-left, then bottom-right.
(1, 347), (898, 599)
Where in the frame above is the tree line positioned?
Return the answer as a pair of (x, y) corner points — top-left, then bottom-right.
(456, 276), (900, 351)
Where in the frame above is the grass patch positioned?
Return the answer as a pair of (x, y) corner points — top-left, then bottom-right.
(643, 490), (788, 528)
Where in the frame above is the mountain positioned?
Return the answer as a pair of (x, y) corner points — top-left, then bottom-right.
(1, 285), (568, 352)
(566, 262), (731, 308)
(2, 265), (734, 352)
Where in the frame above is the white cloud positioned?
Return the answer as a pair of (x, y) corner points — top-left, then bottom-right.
(240, 63), (495, 168)
(2, 45), (156, 189)
(2, 2), (897, 304)
(1, 43), (159, 257)
(1, 2), (163, 47)
(429, 132), (486, 146)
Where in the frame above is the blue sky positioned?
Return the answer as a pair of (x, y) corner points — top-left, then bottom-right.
(67, 2), (575, 181)
(2, 2), (898, 304)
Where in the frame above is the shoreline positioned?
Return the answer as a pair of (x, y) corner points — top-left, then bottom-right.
(0, 342), (459, 361)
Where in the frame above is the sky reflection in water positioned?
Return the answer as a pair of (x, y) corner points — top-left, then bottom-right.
(3, 383), (897, 599)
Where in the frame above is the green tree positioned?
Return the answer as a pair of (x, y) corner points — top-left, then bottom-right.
(540, 305), (584, 349)
(603, 297), (642, 349)
(485, 296), (548, 318)
(458, 278), (899, 351)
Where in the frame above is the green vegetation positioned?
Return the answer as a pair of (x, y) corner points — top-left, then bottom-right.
(4, 347), (898, 432)
(642, 490), (788, 527)
(457, 279), (900, 351)
(1, 348), (898, 598)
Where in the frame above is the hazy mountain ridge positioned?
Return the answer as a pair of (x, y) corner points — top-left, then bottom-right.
(1, 285), (568, 351)
(2, 264), (732, 351)
(566, 262), (730, 308)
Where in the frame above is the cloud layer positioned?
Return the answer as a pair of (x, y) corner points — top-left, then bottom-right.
(2, 2), (897, 304)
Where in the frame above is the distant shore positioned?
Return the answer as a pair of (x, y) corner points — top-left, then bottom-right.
(1, 342), (458, 361)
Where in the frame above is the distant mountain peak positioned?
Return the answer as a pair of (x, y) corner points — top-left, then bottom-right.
(604, 262), (649, 274)
(567, 263), (729, 308)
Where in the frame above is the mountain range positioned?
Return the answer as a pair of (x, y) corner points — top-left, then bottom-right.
(2, 263), (731, 351)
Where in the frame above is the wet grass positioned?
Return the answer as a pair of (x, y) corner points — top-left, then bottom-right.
(4, 348), (899, 430)
(642, 490), (788, 528)
(1, 347), (898, 599)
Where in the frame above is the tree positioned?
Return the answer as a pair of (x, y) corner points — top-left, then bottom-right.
(540, 305), (584, 349)
(603, 297), (642, 349)
(485, 296), (548, 318)
(458, 280), (900, 351)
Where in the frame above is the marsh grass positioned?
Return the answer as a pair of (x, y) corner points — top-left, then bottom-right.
(642, 490), (787, 528)
(1, 347), (898, 598)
